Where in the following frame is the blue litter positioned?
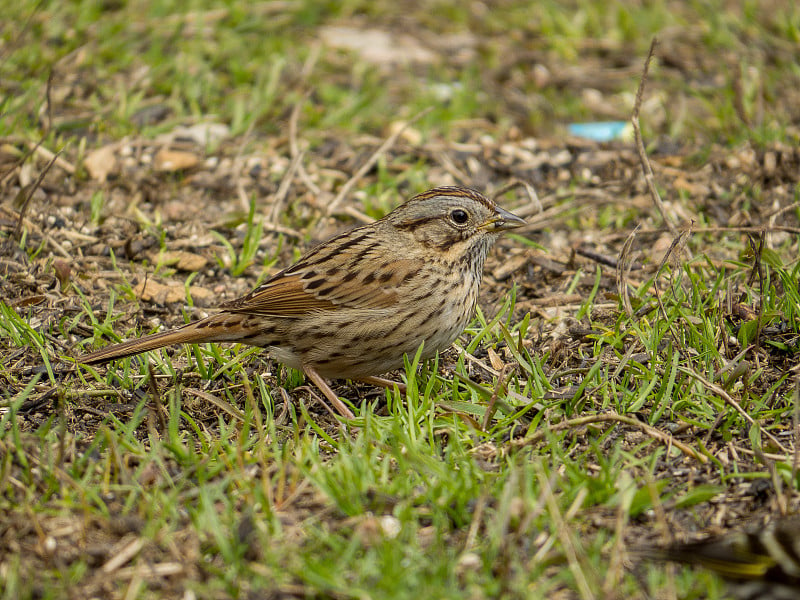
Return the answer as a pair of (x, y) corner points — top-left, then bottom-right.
(567, 121), (632, 142)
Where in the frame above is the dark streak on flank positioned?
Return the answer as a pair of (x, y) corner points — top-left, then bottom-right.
(421, 307), (443, 323)
(402, 269), (419, 283)
(348, 332), (377, 344)
(409, 289), (435, 303)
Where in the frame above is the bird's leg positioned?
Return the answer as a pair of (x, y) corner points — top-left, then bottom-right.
(355, 375), (407, 394)
(303, 366), (356, 419)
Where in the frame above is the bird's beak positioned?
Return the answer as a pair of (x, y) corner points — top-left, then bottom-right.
(482, 206), (526, 231)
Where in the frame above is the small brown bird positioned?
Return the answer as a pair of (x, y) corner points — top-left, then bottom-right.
(639, 516), (800, 600)
(81, 186), (525, 419)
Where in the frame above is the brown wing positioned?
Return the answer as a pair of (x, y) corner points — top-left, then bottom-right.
(221, 228), (424, 316)
(222, 272), (338, 316)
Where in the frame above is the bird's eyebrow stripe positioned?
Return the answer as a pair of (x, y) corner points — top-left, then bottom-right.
(411, 186), (495, 210)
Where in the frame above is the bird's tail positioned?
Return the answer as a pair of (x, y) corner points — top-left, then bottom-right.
(80, 313), (243, 364)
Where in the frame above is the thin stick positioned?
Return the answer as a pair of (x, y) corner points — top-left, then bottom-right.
(232, 117), (257, 213)
(146, 361), (167, 435)
(481, 364), (512, 431)
(29, 141), (76, 174)
(631, 38), (680, 241)
(511, 411), (708, 463)
(616, 225), (639, 319)
(679, 367), (791, 455)
(303, 366), (355, 420)
(13, 149), (62, 240)
(288, 94), (320, 196)
(185, 388), (246, 422)
(269, 149), (304, 225)
(325, 108), (432, 216)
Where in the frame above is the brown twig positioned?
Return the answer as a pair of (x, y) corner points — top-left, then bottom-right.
(578, 247), (629, 270)
(616, 226), (639, 319)
(491, 179), (541, 217)
(146, 361), (168, 435)
(679, 367), (791, 455)
(433, 151), (470, 185)
(324, 107), (432, 216)
(185, 388), (246, 422)
(745, 231), (767, 352)
(481, 364), (512, 431)
(631, 38), (682, 242)
(13, 148), (61, 241)
(269, 148), (304, 225)
(510, 411), (708, 463)
(288, 93), (320, 196)
(28, 141), (76, 174)
(44, 68), (54, 134)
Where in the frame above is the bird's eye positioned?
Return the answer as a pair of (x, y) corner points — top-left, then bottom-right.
(450, 209), (469, 224)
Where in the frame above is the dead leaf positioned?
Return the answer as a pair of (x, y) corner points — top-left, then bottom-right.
(487, 347), (505, 371)
(134, 279), (213, 304)
(156, 250), (208, 272)
(153, 148), (199, 172)
(320, 26), (436, 65)
(53, 259), (71, 289)
(388, 120), (422, 145)
(84, 145), (118, 181)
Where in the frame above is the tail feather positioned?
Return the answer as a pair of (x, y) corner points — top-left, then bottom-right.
(80, 314), (238, 364)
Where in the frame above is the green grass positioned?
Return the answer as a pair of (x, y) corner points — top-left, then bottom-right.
(5, 252), (799, 597)
(2, 1), (800, 599)
(4, 1), (800, 145)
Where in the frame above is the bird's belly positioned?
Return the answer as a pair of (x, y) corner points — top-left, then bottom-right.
(268, 295), (475, 380)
